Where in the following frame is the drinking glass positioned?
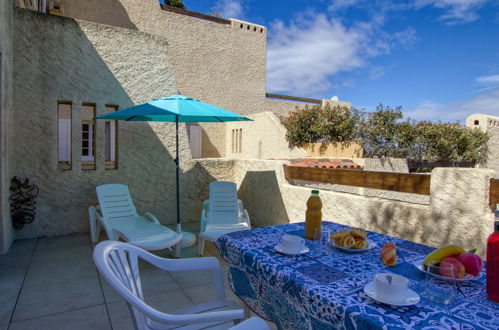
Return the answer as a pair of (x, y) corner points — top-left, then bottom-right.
(423, 261), (457, 304)
(314, 227), (331, 256)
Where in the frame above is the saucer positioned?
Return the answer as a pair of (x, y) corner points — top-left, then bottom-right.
(274, 244), (309, 255)
(363, 281), (420, 306)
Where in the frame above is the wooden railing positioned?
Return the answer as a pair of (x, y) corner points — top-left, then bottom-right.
(283, 165), (431, 195)
(266, 93), (322, 105)
(490, 179), (499, 206)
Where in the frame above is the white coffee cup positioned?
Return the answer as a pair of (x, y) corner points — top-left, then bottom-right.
(280, 234), (305, 253)
(374, 273), (408, 302)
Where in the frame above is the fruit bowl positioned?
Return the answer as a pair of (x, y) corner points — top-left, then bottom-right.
(413, 260), (482, 281)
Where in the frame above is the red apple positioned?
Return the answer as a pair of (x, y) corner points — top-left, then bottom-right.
(458, 252), (483, 277)
(440, 257), (466, 279)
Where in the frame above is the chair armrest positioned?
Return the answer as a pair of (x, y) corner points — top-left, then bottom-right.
(144, 212), (161, 225)
(243, 209), (251, 227)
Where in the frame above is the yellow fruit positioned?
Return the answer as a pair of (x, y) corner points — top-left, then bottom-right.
(423, 245), (465, 267)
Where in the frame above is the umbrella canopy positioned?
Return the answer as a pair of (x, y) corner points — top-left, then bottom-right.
(95, 94), (251, 123)
(94, 94), (251, 256)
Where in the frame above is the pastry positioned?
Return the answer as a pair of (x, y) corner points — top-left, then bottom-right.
(381, 243), (397, 266)
(331, 230), (349, 244)
(350, 227), (367, 240)
(354, 238), (367, 249)
(338, 234), (355, 248)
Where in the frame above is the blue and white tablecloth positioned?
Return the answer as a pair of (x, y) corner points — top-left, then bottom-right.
(216, 222), (499, 330)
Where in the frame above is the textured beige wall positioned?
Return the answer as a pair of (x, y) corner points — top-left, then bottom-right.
(466, 114), (499, 178)
(225, 112), (307, 159)
(11, 9), (199, 238)
(0, 0), (15, 253)
(303, 142), (363, 158)
(198, 159), (495, 257)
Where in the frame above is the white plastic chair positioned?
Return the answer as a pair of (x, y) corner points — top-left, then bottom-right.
(93, 240), (245, 330)
(229, 317), (270, 330)
(89, 184), (182, 251)
(198, 181), (250, 256)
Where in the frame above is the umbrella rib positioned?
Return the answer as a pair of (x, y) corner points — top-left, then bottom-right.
(125, 115), (138, 121)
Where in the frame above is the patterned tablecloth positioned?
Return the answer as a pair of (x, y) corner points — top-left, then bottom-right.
(216, 222), (499, 330)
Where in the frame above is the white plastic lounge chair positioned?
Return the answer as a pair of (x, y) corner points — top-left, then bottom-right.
(93, 240), (245, 330)
(198, 181), (250, 256)
(89, 184), (182, 251)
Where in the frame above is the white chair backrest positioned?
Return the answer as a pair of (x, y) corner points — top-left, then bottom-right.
(96, 184), (138, 220)
(93, 241), (154, 329)
(207, 182), (239, 226)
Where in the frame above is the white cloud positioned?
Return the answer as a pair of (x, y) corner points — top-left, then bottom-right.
(211, 0), (244, 19)
(328, 0), (360, 11)
(476, 75), (499, 85)
(266, 12), (417, 95)
(414, 0), (489, 24)
(405, 88), (499, 122)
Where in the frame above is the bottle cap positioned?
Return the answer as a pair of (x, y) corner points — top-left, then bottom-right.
(311, 190), (319, 194)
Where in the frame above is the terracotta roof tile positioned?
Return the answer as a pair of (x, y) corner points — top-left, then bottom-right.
(287, 158), (363, 170)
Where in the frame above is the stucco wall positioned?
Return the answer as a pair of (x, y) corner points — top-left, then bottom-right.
(225, 112), (307, 159)
(10, 9), (203, 238)
(0, 0), (15, 253)
(466, 113), (499, 178)
(197, 159), (495, 257)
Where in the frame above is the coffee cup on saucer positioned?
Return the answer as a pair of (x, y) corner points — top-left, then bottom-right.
(374, 273), (409, 302)
(280, 234), (306, 254)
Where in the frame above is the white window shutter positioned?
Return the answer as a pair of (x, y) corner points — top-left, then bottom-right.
(58, 119), (70, 162)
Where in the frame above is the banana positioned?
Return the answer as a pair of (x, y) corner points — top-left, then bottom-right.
(423, 245), (465, 267)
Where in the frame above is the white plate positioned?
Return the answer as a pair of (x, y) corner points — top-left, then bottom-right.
(364, 281), (420, 306)
(413, 260), (482, 282)
(332, 239), (376, 253)
(274, 244), (310, 255)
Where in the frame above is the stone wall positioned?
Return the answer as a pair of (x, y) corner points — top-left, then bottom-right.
(197, 159), (495, 257)
(10, 9), (198, 239)
(225, 112), (307, 159)
(0, 0), (15, 254)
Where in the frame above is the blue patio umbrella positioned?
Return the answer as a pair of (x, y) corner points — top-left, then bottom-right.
(95, 94), (251, 252)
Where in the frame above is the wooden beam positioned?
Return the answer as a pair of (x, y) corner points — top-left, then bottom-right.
(265, 93), (322, 105)
(490, 179), (499, 205)
(283, 165), (431, 195)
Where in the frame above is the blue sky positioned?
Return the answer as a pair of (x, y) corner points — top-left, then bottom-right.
(182, 0), (499, 122)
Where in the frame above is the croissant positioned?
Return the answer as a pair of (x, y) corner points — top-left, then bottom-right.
(350, 228), (367, 240)
(381, 243), (397, 266)
(338, 234), (355, 248)
(354, 238), (367, 249)
(331, 230), (350, 244)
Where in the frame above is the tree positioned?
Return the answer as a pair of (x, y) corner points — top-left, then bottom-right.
(166, 0), (186, 9)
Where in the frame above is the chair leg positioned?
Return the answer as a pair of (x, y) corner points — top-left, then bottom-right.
(198, 237), (205, 256)
(173, 242), (181, 258)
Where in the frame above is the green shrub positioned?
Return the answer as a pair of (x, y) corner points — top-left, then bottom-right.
(166, 0), (186, 9)
(280, 103), (490, 164)
(280, 104), (360, 147)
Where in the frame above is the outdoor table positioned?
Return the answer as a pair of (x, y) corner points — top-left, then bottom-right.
(216, 222), (499, 329)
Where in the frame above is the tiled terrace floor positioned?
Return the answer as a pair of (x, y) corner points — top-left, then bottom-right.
(0, 222), (276, 330)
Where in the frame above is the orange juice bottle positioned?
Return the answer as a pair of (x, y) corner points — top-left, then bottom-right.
(305, 190), (322, 240)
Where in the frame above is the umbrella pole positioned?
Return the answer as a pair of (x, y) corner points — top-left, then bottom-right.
(175, 116), (181, 233)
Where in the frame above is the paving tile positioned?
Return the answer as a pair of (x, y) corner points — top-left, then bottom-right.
(0, 265), (28, 291)
(107, 289), (192, 330)
(170, 269), (215, 289)
(29, 244), (92, 269)
(8, 239), (37, 254)
(12, 275), (104, 321)
(0, 251), (32, 268)
(36, 234), (89, 250)
(9, 305), (111, 330)
(24, 259), (99, 288)
(100, 266), (180, 303)
(0, 288), (20, 329)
